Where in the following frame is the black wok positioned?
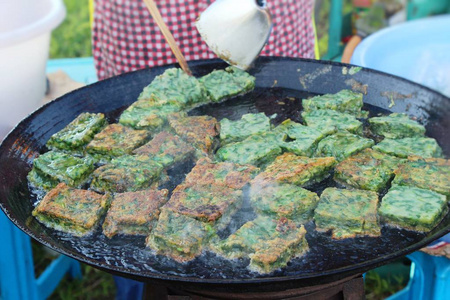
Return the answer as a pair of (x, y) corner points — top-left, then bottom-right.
(0, 57), (449, 293)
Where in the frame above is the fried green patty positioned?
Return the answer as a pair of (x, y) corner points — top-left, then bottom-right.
(90, 155), (164, 193)
(211, 216), (309, 274)
(379, 185), (448, 232)
(334, 148), (405, 191)
(199, 66), (255, 102)
(249, 182), (319, 222)
(168, 112), (220, 155)
(119, 99), (183, 131)
(393, 156), (450, 196)
(215, 133), (282, 167)
(164, 184), (243, 231)
(32, 183), (110, 236)
(315, 132), (375, 162)
(252, 153), (337, 187)
(368, 113), (426, 139)
(373, 137), (443, 158)
(119, 68), (208, 131)
(86, 124), (150, 160)
(275, 119), (335, 156)
(301, 109), (363, 134)
(46, 112), (107, 153)
(146, 208), (215, 262)
(183, 157), (259, 190)
(314, 188), (380, 239)
(103, 189), (168, 238)
(132, 131), (195, 167)
(219, 113), (272, 144)
(249, 223), (308, 274)
(138, 68), (208, 106)
(302, 89), (366, 117)
(28, 151), (96, 190)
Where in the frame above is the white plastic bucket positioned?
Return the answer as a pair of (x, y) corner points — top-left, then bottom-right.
(0, 0), (66, 137)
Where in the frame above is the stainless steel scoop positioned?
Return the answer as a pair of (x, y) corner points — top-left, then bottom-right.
(196, 0), (272, 70)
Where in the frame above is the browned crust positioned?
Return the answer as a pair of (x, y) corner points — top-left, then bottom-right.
(253, 153), (336, 186)
(33, 183), (109, 229)
(132, 131), (195, 157)
(164, 184), (241, 222)
(103, 189), (169, 238)
(184, 157), (259, 189)
(168, 113), (220, 154)
(87, 123), (149, 153)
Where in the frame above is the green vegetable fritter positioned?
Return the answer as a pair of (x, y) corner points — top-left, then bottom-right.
(393, 156), (450, 196)
(183, 157), (259, 190)
(368, 113), (426, 139)
(215, 134), (282, 167)
(211, 216), (308, 274)
(314, 188), (380, 239)
(379, 185), (448, 232)
(86, 124), (150, 161)
(249, 182), (319, 222)
(103, 189), (168, 238)
(27, 169), (59, 191)
(275, 119), (335, 156)
(32, 183), (110, 236)
(164, 184), (243, 231)
(91, 155), (164, 193)
(301, 109), (363, 134)
(28, 151), (95, 190)
(146, 208), (216, 262)
(334, 148), (405, 191)
(199, 66), (255, 102)
(138, 68), (208, 106)
(373, 137), (443, 158)
(132, 131), (195, 167)
(46, 112), (107, 153)
(252, 153), (337, 187)
(219, 112), (271, 144)
(119, 100), (183, 131)
(168, 112), (220, 155)
(302, 89), (366, 117)
(315, 131), (375, 162)
(249, 223), (308, 274)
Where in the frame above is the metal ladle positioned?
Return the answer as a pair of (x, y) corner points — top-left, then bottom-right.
(143, 0), (272, 74)
(196, 0), (273, 70)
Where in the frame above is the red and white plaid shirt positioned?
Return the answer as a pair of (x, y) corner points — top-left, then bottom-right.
(93, 0), (315, 80)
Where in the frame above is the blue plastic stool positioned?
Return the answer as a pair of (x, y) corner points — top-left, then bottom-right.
(387, 252), (450, 300)
(113, 276), (144, 300)
(0, 211), (82, 299)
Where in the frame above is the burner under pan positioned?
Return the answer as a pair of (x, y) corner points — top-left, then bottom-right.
(142, 275), (365, 300)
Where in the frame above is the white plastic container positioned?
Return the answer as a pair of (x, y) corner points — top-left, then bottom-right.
(0, 0), (66, 137)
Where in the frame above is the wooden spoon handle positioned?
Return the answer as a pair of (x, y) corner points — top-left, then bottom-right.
(142, 0), (192, 76)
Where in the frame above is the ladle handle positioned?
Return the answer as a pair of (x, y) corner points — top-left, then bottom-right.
(142, 0), (192, 76)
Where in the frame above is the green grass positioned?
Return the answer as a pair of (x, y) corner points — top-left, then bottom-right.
(49, 0), (92, 58)
(364, 258), (410, 300)
(49, 265), (116, 300)
(32, 240), (116, 299)
(365, 270), (408, 300)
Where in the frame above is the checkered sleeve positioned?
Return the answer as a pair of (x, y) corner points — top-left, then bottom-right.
(92, 0), (316, 80)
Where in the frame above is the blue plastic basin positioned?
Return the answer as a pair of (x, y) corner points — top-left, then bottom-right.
(351, 15), (450, 97)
